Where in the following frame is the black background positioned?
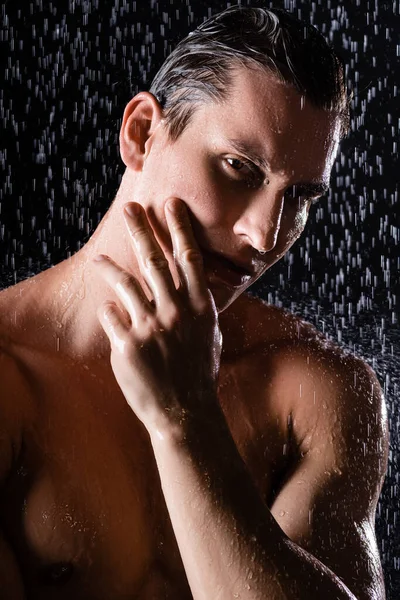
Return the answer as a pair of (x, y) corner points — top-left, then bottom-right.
(1, 0), (399, 596)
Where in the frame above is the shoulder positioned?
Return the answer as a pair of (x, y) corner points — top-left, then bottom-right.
(273, 335), (388, 468)
(230, 292), (383, 397)
(229, 294), (388, 488)
(230, 296), (388, 597)
(220, 293), (317, 359)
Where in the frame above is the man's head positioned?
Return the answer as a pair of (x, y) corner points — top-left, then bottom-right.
(149, 5), (349, 143)
(117, 6), (348, 312)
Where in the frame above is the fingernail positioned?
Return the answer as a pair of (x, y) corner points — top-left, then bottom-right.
(125, 203), (141, 218)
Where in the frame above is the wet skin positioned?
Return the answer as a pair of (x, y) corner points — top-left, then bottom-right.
(0, 67), (389, 598)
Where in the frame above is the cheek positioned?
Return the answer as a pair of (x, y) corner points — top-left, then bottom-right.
(141, 152), (227, 249)
(167, 157), (230, 225)
(278, 205), (309, 254)
(293, 205), (309, 234)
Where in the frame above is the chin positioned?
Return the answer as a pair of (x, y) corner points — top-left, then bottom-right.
(208, 282), (244, 314)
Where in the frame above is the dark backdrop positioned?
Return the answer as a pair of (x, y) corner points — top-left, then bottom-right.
(1, 0), (399, 596)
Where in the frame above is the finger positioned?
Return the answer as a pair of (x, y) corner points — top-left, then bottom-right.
(92, 254), (151, 328)
(124, 203), (177, 307)
(97, 301), (130, 353)
(165, 199), (209, 310)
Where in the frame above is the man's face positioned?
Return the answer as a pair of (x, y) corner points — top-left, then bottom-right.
(130, 67), (341, 312)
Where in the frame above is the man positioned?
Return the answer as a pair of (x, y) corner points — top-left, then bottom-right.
(0, 6), (388, 599)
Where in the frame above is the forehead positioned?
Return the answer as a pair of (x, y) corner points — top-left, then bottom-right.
(197, 66), (341, 181)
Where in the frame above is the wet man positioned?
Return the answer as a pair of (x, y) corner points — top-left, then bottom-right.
(0, 6), (388, 599)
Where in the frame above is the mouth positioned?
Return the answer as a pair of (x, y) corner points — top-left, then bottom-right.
(201, 248), (253, 289)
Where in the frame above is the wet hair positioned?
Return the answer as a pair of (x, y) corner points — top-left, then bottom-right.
(149, 5), (350, 141)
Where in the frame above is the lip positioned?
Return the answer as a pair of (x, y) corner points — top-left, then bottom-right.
(201, 249), (253, 288)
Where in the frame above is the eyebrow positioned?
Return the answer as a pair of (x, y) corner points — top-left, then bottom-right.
(226, 137), (330, 198)
(292, 181), (329, 198)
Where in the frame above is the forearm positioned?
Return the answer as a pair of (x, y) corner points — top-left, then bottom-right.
(150, 401), (356, 600)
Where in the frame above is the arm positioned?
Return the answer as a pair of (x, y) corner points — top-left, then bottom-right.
(268, 348), (388, 599)
(149, 401), (358, 600)
(148, 349), (387, 600)
(94, 200), (387, 599)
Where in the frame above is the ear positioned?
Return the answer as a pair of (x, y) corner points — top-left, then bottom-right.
(119, 92), (163, 171)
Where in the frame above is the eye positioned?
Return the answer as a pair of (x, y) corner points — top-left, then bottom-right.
(285, 185), (321, 207)
(223, 157), (264, 188)
(226, 157), (251, 172)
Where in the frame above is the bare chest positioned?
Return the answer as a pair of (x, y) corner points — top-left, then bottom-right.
(1, 356), (290, 599)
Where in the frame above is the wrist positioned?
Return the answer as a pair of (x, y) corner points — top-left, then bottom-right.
(149, 391), (225, 447)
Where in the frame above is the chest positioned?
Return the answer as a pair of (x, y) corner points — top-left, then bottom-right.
(1, 357), (290, 598)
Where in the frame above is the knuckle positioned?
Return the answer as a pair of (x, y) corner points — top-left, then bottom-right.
(197, 300), (212, 316)
(198, 298), (210, 312)
(140, 316), (160, 340)
(171, 219), (186, 233)
(118, 272), (136, 290)
(180, 248), (203, 266)
(140, 313), (158, 330)
(132, 226), (149, 242)
(103, 303), (116, 319)
(163, 307), (181, 328)
(197, 291), (216, 315)
(145, 252), (169, 271)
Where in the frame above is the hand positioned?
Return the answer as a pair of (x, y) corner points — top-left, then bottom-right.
(92, 199), (222, 438)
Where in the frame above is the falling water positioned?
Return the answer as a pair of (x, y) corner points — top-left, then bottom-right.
(1, 0), (399, 596)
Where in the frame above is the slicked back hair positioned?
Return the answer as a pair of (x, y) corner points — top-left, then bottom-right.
(149, 5), (350, 141)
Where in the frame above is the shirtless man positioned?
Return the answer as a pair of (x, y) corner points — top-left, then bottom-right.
(0, 6), (388, 600)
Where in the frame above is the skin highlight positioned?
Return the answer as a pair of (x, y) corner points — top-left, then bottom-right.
(0, 63), (387, 600)
(114, 67), (340, 313)
(13, 67), (339, 364)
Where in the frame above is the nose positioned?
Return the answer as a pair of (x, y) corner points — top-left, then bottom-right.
(233, 189), (285, 254)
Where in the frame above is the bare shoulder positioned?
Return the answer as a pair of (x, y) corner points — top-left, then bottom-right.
(229, 293), (388, 467)
(232, 291), (384, 384)
(222, 292), (323, 355)
(238, 297), (389, 599)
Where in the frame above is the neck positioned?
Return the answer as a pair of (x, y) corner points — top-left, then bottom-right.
(12, 179), (247, 365)
(18, 193), (141, 364)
